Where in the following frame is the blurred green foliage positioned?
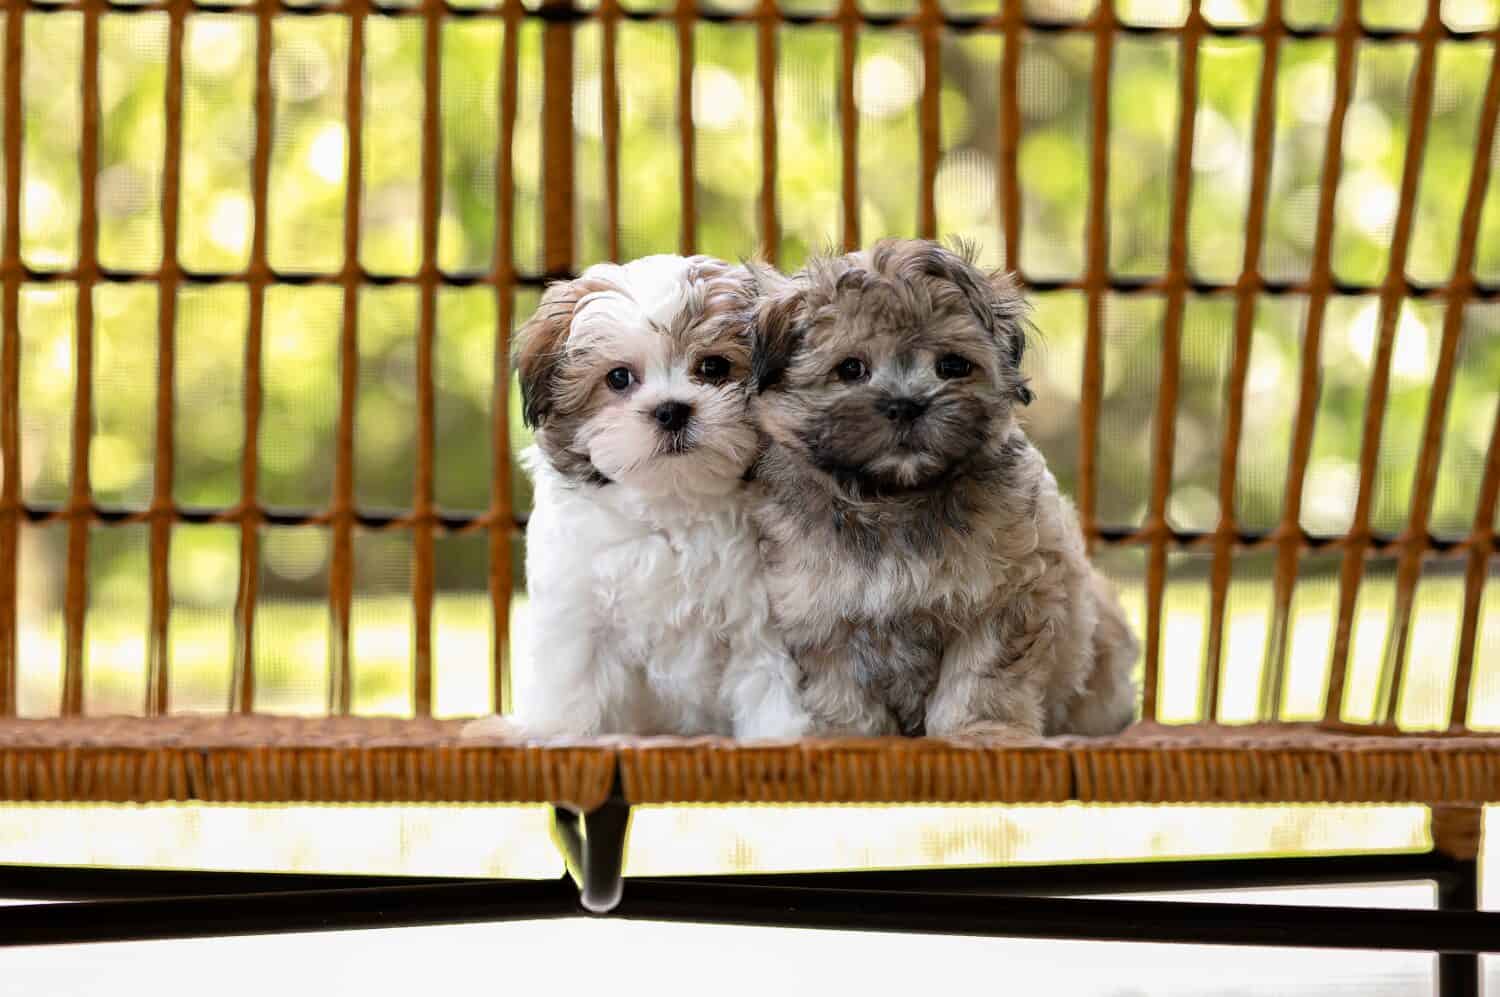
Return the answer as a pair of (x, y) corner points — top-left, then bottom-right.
(8, 0), (1500, 717)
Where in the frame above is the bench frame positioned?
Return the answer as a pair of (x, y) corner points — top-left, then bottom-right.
(1, 798), (1491, 997)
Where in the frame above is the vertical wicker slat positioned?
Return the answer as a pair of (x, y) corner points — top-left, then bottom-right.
(412, 0), (444, 717)
(535, 11), (573, 730)
(1378, 39), (1500, 731)
(489, 0), (521, 714)
(1324, 0), (1441, 726)
(1141, 0), (1202, 721)
(1259, 1), (1360, 721)
(1202, 0), (1283, 723)
(231, 0), (276, 715)
(997, 0), (1021, 270)
(676, 0), (695, 255)
(917, 0), (939, 241)
(757, 0), (778, 264)
(146, 0), (188, 717)
(601, 0), (621, 261)
(61, 4), (102, 717)
(533, 0), (573, 706)
(541, 0), (573, 276)
(489, 301), (516, 716)
(0, 3), (23, 717)
(329, 0), (367, 716)
(838, 0), (858, 253)
(1078, 1), (1113, 695)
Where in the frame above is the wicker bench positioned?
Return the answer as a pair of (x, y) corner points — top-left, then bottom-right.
(3, 717), (1499, 971)
(1, 0), (1498, 989)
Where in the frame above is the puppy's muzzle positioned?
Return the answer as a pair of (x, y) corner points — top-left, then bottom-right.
(653, 401), (693, 432)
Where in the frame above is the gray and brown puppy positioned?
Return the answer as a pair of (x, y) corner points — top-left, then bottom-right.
(746, 238), (1137, 739)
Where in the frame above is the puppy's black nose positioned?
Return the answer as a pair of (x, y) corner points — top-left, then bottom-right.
(879, 397), (926, 423)
(654, 401), (693, 431)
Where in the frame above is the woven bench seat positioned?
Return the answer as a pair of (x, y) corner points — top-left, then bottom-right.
(0, 717), (616, 810)
(4, 717), (1498, 809)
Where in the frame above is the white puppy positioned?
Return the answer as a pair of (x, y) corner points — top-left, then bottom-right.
(464, 255), (807, 739)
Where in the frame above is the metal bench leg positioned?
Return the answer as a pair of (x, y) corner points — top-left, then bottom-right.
(1434, 806), (1483, 997)
(1438, 859), (1481, 997)
(551, 789), (631, 914)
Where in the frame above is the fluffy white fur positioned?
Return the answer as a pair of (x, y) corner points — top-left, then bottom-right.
(464, 256), (808, 740)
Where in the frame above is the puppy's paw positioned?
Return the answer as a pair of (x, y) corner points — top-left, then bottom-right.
(460, 714), (531, 740)
(948, 722), (1042, 745)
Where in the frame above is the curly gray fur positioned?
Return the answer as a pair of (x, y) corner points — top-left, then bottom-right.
(746, 238), (1138, 738)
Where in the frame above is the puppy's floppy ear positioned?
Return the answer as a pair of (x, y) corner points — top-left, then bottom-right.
(984, 268), (1034, 405)
(513, 279), (582, 428)
(745, 262), (803, 393)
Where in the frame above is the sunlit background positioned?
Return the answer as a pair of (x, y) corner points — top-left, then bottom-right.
(4, 0), (1500, 989)
(8, 0), (1500, 726)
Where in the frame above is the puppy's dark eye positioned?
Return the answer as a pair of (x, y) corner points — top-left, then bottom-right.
(697, 355), (731, 382)
(605, 367), (633, 391)
(935, 354), (973, 380)
(834, 357), (868, 382)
